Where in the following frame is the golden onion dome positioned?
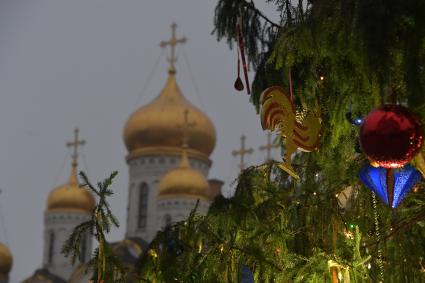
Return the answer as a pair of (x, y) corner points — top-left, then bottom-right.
(47, 166), (95, 213)
(0, 242), (12, 275)
(123, 72), (216, 158)
(159, 147), (209, 200)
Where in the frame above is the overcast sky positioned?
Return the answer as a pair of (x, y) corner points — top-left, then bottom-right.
(0, 1), (280, 281)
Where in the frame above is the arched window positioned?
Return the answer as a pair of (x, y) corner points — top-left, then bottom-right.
(48, 230), (55, 264)
(79, 234), (87, 263)
(137, 183), (148, 229)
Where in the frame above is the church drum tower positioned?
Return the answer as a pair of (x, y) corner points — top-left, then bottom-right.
(123, 23), (218, 242)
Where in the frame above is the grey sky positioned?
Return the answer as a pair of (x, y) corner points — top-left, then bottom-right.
(0, 1), (279, 281)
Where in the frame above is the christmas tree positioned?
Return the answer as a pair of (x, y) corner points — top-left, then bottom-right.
(65, 1), (425, 282)
(139, 0), (425, 281)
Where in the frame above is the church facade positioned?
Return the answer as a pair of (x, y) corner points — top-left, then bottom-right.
(22, 24), (223, 282)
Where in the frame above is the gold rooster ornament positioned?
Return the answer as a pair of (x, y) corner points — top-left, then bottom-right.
(260, 86), (322, 179)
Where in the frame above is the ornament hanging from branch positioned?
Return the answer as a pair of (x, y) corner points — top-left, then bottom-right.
(234, 48), (244, 91)
(236, 18), (250, 95)
(359, 105), (423, 168)
(359, 164), (421, 208)
(260, 86), (322, 179)
(358, 104), (424, 208)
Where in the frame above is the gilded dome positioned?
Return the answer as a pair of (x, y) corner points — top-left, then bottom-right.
(123, 73), (216, 158)
(0, 243), (12, 275)
(159, 148), (209, 200)
(47, 167), (95, 213)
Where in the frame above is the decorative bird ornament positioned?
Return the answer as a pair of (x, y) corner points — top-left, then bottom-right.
(260, 86), (322, 179)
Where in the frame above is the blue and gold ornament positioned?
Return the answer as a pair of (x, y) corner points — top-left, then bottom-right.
(358, 105), (423, 208)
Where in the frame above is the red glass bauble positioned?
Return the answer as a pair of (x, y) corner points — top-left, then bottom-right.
(234, 77), (244, 91)
(359, 105), (423, 168)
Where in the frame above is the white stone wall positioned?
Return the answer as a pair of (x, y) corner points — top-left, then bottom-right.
(157, 198), (210, 231)
(126, 154), (210, 242)
(43, 211), (92, 280)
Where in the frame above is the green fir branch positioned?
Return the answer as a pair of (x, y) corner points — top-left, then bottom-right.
(62, 171), (126, 283)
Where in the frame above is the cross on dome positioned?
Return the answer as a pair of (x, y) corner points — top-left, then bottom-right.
(179, 109), (196, 148)
(66, 128), (85, 170)
(259, 132), (279, 161)
(160, 22), (187, 74)
(232, 135), (254, 171)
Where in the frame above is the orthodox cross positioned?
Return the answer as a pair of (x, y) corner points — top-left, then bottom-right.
(232, 135), (254, 171)
(178, 109), (196, 147)
(66, 128), (86, 169)
(160, 22), (187, 73)
(259, 132), (279, 161)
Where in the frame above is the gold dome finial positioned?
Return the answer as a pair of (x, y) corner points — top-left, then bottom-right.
(178, 109), (195, 168)
(160, 22), (187, 74)
(47, 129), (95, 213)
(181, 109), (192, 147)
(159, 110), (209, 200)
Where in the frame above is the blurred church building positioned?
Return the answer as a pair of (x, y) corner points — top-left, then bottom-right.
(21, 23), (223, 282)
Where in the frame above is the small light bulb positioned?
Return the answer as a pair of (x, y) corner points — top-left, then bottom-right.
(354, 118), (363, 125)
(320, 76), (324, 81)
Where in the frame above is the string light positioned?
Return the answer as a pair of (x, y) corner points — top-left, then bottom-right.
(353, 117), (363, 125)
(372, 193), (384, 282)
(345, 111), (363, 126)
(148, 249), (158, 259)
(344, 230), (354, 239)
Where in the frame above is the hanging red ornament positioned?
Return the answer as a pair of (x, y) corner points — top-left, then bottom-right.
(236, 19), (250, 95)
(234, 48), (244, 91)
(359, 105), (423, 168)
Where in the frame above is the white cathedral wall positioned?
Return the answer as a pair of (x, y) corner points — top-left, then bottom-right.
(126, 153), (210, 242)
(157, 198), (210, 231)
(43, 211), (92, 281)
